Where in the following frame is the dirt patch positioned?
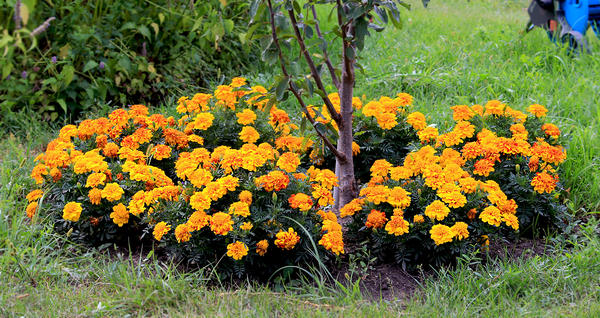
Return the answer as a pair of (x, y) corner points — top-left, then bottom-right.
(487, 237), (549, 260)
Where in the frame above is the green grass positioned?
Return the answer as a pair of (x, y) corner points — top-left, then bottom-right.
(1, 0), (600, 316)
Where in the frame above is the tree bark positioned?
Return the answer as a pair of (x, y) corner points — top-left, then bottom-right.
(333, 21), (357, 212)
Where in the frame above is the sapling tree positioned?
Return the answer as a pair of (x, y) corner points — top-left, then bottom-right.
(249, 0), (409, 211)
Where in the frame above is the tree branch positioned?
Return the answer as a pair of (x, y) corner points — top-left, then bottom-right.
(310, 5), (340, 90)
(266, 0), (347, 162)
(286, 8), (341, 124)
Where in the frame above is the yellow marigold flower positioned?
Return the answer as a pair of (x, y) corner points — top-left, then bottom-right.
(418, 126), (439, 143)
(26, 202), (38, 218)
(26, 189), (43, 202)
(365, 209), (388, 229)
(188, 134), (204, 145)
(277, 152), (300, 173)
(189, 191), (212, 212)
(227, 241), (249, 260)
(531, 171), (558, 194)
(153, 222), (171, 241)
(230, 77), (247, 88)
(389, 166), (413, 180)
(424, 200), (450, 221)
(471, 104), (484, 116)
(101, 183), (124, 202)
(62, 202), (82, 222)
(375, 112), (398, 130)
(340, 198), (365, 218)
(236, 109), (257, 125)
(238, 190), (253, 205)
(385, 215), (410, 236)
(288, 193), (313, 211)
(319, 231), (345, 255)
(239, 126), (260, 144)
(88, 188), (102, 205)
(437, 184), (467, 209)
(189, 112), (215, 130)
(430, 224), (454, 245)
(110, 203), (129, 227)
(483, 100), (506, 116)
(450, 222), (469, 240)
(387, 186), (412, 209)
(413, 215), (425, 223)
(370, 159), (392, 178)
(479, 205), (502, 227)
(256, 239), (269, 256)
(85, 172), (107, 188)
(407, 112), (427, 131)
(313, 169), (338, 189)
(229, 201), (251, 217)
(542, 123), (560, 139)
(175, 224), (192, 243)
(187, 211), (209, 231)
(240, 222), (253, 231)
(210, 212), (234, 235)
(275, 228), (300, 250)
(352, 141), (361, 156)
(527, 104), (548, 117)
(503, 214), (519, 231)
(450, 105), (475, 121)
(360, 185), (390, 205)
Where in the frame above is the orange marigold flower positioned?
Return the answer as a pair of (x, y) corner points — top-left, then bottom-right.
(210, 212), (234, 235)
(385, 215), (410, 236)
(153, 222), (171, 241)
(229, 201), (251, 217)
(479, 205), (502, 227)
(340, 198), (365, 218)
(541, 123), (560, 139)
(238, 190), (253, 205)
(239, 126), (260, 144)
(531, 171), (558, 194)
(62, 202), (82, 222)
(227, 241), (249, 260)
(407, 112), (427, 131)
(275, 228), (301, 250)
(418, 126), (439, 143)
(288, 193), (314, 211)
(255, 171), (290, 192)
(451, 105), (475, 121)
(319, 231), (345, 255)
(396, 92), (413, 106)
(450, 222), (469, 240)
(26, 202), (38, 218)
(467, 208), (477, 220)
(413, 214), (425, 223)
(375, 112), (398, 130)
(256, 239), (269, 256)
(471, 104), (484, 116)
(503, 214), (520, 231)
(424, 200), (450, 221)
(26, 189), (43, 202)
(110, 203), (129, 227)
(101, 183), (124, 202)
(230, 77), (247, 88)
(483, 100), (505, 116)
(352, 141), (361, 155)
(387, 186), (411, 209)
(365, 209), (388, 229)
(85, 172), (107, 188)
(103, 142), (120, 157)
(88, 188), (102, 205)
(175, 224), (192, 243)
(430, 224), (454, 245)
(187, 211), (209, 231)
(277, 152), (300, 173)
(473, 158), (495, 177)
(527, 104), (548, 117)
(151, 144), (172, 160)
(236, 109), (257, 125)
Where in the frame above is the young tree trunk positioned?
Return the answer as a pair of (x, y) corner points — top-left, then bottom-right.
(333, 24), (357, 212)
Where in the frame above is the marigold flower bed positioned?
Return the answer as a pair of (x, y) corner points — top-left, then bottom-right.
(24, 77), (568, 275)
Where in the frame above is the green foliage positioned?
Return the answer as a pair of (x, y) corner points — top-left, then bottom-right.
(0, 0), (256, 130)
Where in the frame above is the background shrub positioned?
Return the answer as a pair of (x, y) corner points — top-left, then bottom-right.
(0, 0), (257, 132)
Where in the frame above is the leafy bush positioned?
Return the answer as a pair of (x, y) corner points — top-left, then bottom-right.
(340, 101), (568, 268)
(0, 0), (256, 129)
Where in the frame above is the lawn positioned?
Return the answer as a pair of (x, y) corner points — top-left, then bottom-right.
(1, 0), (599, 316)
